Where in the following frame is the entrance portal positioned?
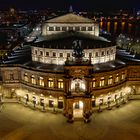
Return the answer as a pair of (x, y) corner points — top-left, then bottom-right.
(73, 101), (83, 118)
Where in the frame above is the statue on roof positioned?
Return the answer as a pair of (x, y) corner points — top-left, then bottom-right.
(72, 40), (84, 58)
(69, 5), (73, 13)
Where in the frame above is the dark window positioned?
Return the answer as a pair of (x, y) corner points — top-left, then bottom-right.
(60, 53), (63, 57)
(75, 27), (80, 31)
(88, 27), (92, 31)
(92, 100), (96, 107)
(40, 51), (43, 56)
(35, 50), (37, 55)
(56, 27), (60, 31)
(49, 100), (54, 107)
(81, 27), (86, 31)
(49, 27), (54, 31)
(107, 50), (109, 55)
(89, 53), (92, 57)
(102, 51), (104, 56)
(58, 101), (63, 109)
(62, 27), (67, 31)
(46, 52), (49, 56)
(67, 53), (70, 57)
(68, 27), (73, 31)
(95, 52), (98, 57)
(53, 52), (56, 57)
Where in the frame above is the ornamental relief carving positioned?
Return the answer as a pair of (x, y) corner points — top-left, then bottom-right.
(69, 68), (89, 78)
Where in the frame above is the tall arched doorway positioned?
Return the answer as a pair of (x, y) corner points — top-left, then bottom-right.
(73, 101), (84, 118)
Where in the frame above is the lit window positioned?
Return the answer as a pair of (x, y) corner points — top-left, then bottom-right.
(39, 77), (44, 86)
(46, 52), (49, 57)
(24, 73), (28, 82)
(58, 79), (64, 89)
(108, 76), (113, 85)
(115, 74), (119, 82)
(48, 78), (54, 88)
(100, 77), (105, 87)
(31, 75), (36, 84)
(53, 52), (56, 57)
(92, 78), (96, 88)
(121, 72), (125, 80)
(59, 53), (63, 57)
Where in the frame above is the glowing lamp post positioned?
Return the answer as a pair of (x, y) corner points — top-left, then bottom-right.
(107, 96), (112, 110)
(32, 97), (36, 109)
(115, 95), (119, 107)
(40, 98), (45, 111)
(98, 99), (103, 112)
(24, 94), (29, 105)
(52, 101), (56, 113)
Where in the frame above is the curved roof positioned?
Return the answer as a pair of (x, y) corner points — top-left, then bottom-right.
(46, 13), (94, 23)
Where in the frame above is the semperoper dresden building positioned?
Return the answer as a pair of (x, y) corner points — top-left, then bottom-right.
(0, 12), (140, 122)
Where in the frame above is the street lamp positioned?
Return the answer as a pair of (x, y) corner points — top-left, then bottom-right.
(24, 94), (29, 105)
(40, 98), (45, 111)
(52, 100), (56, 113)
(32, 96), (36, 109)
(107, 96), (112, 110)
(98, 99), (103, 112)
(115, 95), (119, 107)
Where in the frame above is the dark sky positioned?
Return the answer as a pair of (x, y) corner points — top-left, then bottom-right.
(0, 0), (140, 10)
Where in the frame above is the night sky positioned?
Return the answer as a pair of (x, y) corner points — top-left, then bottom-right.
(0, 0), (140, 10)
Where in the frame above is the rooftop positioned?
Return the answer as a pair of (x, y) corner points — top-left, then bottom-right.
(46, 13), (94, 23)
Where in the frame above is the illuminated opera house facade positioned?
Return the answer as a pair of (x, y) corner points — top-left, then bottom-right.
(0, 13), (140, 121)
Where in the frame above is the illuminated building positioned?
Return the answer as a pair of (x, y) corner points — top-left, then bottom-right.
(0, 13), (140, 122)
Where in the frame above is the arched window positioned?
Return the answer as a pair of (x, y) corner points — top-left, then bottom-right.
(39, 77), (44, 86)
(57, 79), (64, 89)
(108, 76), (113, 85)
(31, 75), (36, 84)
(48, 78), (54, 88)
(100, 77), (105, 87)
(24, 73), (28, 82)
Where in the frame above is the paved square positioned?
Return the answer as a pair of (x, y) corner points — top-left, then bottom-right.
(0, 101), (140, 140)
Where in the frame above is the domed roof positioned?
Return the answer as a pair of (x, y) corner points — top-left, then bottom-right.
(33, 31), (113, 49)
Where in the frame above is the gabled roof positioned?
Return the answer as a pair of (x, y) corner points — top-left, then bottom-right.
(46, 13), (94, 23)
